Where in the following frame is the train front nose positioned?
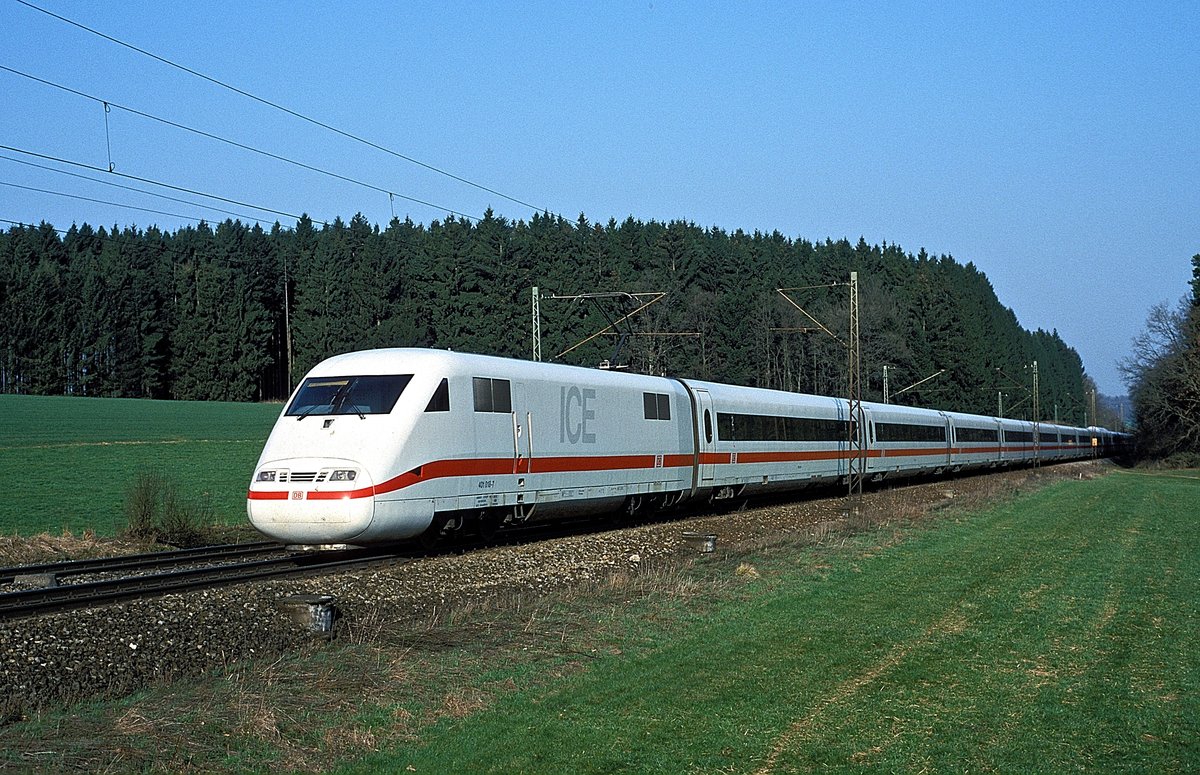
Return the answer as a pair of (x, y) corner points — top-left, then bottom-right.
(246, 458), (375, 545)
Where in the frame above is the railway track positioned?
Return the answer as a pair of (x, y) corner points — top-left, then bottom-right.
(0, 543), (413, 621)
(0, 510), (673, 623)
(0, 511), (635, 622)
(0, 541), (285, 585)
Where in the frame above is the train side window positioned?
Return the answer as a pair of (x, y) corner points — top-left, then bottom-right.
(704, 409), (713, 444)
(875, 422), (946, 443)
(473, 377), (492, 412)
(715, 412), (847, 442)
(472, 377), (512, 413)
(425, 378), (450, 412)
(643, 392), (671, 420)
(492, 379), (512, 413)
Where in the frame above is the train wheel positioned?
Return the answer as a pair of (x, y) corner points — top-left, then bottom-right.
(417, 516), (447, 551)
(477, 511), (500, 543)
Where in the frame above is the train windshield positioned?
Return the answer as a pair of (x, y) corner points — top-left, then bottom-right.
(286, 375), (413, 418)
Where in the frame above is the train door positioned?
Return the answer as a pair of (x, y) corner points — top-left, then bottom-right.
(694, 389), (716, 484)
(941, 412), (952, 466)
(840, 399), (864, 480)
(860, 405), (876, 479)
(511, 380), (533, 476)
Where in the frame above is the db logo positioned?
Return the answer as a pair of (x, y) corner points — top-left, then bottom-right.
(291, 491), (305, 500)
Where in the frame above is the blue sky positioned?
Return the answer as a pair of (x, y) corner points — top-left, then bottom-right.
(2, 0), (1197, 394)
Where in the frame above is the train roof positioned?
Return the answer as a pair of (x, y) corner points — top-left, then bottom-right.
(304, 348), (678, 390)
(301, 349), (1121, 435)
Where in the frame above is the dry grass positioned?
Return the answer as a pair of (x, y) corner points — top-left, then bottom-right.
(0, 530), (153, 565)
(735, 562), (761, 579)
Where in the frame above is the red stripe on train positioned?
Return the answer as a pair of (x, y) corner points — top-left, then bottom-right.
(248, 443), (1086, 502)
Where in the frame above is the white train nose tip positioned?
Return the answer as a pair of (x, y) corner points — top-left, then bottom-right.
(247, 458), (376, 543)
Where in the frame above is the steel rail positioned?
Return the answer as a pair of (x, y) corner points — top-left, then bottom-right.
(0, 547), (409, 621)
(0, 541), (284, 585)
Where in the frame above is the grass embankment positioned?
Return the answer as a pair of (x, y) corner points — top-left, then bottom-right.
(0, 395), (280, 535)
(1, 467), (1193, 772)
(355, 469), (1196, 773)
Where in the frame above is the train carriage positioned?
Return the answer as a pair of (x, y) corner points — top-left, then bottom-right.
(690, 380), (852, 497)
(862, 403), (952, 478)
(946, 412), (1004, 471)
(998, 418), (1037, 464)
(250, 349), (697, 544)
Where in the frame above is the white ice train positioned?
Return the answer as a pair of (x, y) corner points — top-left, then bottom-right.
(247, 348), (1124, 547)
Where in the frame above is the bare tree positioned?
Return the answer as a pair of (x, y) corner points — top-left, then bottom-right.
(1118, 299), (1189, 384)
(1120, 294), (1200, 460)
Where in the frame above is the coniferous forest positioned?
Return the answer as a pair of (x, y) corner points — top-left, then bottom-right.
(0, 211), (1096, 424)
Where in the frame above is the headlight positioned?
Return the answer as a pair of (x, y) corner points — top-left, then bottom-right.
(256, 470), (277, 482)
(329, 469), (357, 482)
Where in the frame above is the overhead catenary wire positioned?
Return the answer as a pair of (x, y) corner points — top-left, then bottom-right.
(0, 153), (269, 224)
(0, 179), (253, 225)
(0, 143), (326, 226)
(0, 64), (479, 223)
(13, 0), (557, 218)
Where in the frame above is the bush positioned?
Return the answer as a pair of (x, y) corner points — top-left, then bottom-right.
(125, 469), (165, 539)
(124, 470), (214, 547)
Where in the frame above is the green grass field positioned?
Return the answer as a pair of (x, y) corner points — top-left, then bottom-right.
(1, 394), (281, 536)
(344, 469), (1197, 773)
(2, 466), (1192, 773)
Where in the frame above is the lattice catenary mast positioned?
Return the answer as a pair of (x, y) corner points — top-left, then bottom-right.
(847, 272), (865, 497)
